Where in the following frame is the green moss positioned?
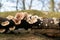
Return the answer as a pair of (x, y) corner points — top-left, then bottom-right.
(0, 10), (60, 18)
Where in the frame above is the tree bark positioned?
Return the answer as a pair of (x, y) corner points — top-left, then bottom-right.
(50, 0), (55, 12)
(29, 0), (33, 10)
(16, 0), (19, 11)
(22, 0), (26, 10)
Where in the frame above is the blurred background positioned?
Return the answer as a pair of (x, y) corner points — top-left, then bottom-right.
(0, 0), (60, 18)
(0, 0), (60, 12)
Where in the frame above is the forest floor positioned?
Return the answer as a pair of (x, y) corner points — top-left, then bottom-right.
(0, 29), (59, 40)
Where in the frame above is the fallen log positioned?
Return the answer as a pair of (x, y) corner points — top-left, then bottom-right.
(32, 29), (60, 37)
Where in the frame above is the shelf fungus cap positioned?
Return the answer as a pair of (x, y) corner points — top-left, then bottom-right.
(1, 21), (10, 26)
(15, 12), (26, 20)
(12, 19), (21, 25)
(6, 15), (14, 20)
(9, 26), (15, 31)
(0, 29), (5, 33)
(27, 16), (37, 24)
